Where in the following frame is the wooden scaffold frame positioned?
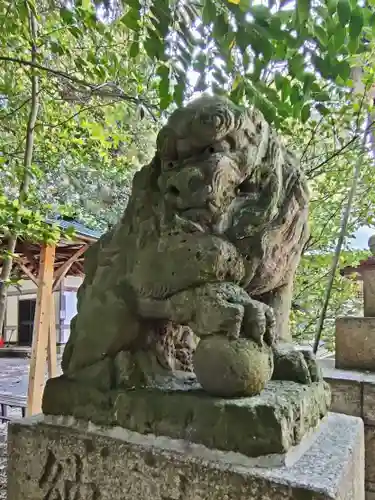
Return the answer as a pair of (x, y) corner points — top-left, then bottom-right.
(0, 219), (99, 415)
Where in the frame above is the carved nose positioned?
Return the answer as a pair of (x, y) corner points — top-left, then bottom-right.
(164, 169), (209, 207)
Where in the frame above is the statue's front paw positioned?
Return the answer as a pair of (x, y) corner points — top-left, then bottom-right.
(272, 345), (322, 385)
(299, 349), (322, 383)
(242, 300), (276, 347)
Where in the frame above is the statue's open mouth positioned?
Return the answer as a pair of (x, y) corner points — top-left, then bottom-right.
(179, 200), (221, 225)
(179, 207), (210, 223)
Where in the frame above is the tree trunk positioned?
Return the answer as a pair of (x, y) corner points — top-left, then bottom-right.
(0, 3), (39, 338)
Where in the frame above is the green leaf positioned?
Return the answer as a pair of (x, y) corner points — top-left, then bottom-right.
(303, 73), (315, 96)
(60, 7), (74, 25)
(237, 24), (274, 61)
(313, 91), (330, 101)
(349, 11), (364, 41)
(213, 14), (229, 39)
(158, 65), (171, 110)
(144, 29), (165, 59)
(289, 54), (305, 79)
(244, 81), (277, 124)
(316, 103), (330, 116)
(230, 79), (245, 102)
(281, 78), (291, 101)
(337, 60), (351, 81)
(348, 36), (359, 53)
(202, 0), (216, 25)
(173, 82), (185, 106)
(333, 27), (347, 50)
(121, 12), (139, 31)
(314, 26), (329, 46)
(274, 72), (284, 91)
(327, 0), (338, 15)
(337, 0), (351, 25)
(150, 3), (171, 37)
(290, 85), (301, 105)
(312, 55), (331, 79)
(50, 41), (64, 55)
(296, 0), (311, 23)
(129, 42), (139, 58)
(250, 5), (271, 22)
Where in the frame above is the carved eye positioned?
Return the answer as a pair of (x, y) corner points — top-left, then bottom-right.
(236, 178), (256, 195)
(205, 140), (231, 155)
(163, 160), (174, 169)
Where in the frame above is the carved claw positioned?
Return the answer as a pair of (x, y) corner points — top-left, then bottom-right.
(272, 344), (322, 385)
(242, 300), (276, 347)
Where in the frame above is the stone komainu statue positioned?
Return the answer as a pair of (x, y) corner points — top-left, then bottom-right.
(61, 95), (320, 394)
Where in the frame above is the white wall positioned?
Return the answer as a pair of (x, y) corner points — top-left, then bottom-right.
(3, 275), (84, 345)
(64, 275), (83, 288)
(4, 280), (60, 344)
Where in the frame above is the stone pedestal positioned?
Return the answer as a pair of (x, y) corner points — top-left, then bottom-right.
(336, 250), (375, 371)
(8, 412), (364, 500)
(321, 359), (375, 499)
(328, 238), (375, 497)
(41, 376), (331, 459)
(335, 317), (375, 371)
(363, 269), (375, 317)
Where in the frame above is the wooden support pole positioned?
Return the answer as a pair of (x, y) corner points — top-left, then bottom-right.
(53, 243), (88, 291)
(47, 293), (57, 379)
(27, 244), (55, 416)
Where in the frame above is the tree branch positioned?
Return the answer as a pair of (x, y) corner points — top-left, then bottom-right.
(0, 55), (156, 112)
(306, 120), (375, 177)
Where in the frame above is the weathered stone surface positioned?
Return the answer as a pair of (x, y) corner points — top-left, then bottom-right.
(319, 359), (362, 417)
(363, 270), (375, 317)
(329, 378), (362, 417)
(367, 480), (375, 499)
(320, 359), (375, 497)
(42, 377), (330, 457)
(367, 481), (375, 493)
(366, 426), (375, 483)
(335, 317), (375, 371)
(363, 382), (375, 425)
(320, 359), (375, 421)
(54, 94), (320, 400)
(193, 336), (274, 397)
(273, 343), (321, 385)
(7, 413), (364, 500)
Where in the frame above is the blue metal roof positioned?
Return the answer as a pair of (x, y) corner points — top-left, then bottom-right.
(45, 217), (102, 240)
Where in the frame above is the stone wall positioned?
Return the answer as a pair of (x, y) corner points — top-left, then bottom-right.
(322, 359), (375, 499)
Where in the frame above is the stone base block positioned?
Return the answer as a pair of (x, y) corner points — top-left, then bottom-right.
(8, 412), (364, 500)
(335, 317), (375, 371)
(320, 358), (375, 498)
(42, 376), (331, 458)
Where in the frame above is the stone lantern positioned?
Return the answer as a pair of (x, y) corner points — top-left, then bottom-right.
(336, 234), (375, 370)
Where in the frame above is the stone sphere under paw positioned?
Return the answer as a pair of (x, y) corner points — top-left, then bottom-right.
(193, 336), (273, 397)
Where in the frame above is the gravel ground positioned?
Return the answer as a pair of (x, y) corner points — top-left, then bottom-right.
(0, 422), (7, 500)
(0, 357), (62, 499)
(0, 408), (21, 500)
